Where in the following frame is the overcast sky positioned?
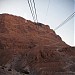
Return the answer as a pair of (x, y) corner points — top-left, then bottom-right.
(0, 0), (74, 46)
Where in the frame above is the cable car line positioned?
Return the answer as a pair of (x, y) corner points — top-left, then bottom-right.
(27, 0), (35, 22)
(33, 0), (38, 22)
(54, 12), (75, 31)
(27, 0), (38, 22)
(44, 0), (50, 22)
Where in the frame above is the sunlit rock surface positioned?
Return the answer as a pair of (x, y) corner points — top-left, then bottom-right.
(0, 14), (75, 75)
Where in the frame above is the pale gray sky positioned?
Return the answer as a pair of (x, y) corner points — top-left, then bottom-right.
(0, 0), (74, 46)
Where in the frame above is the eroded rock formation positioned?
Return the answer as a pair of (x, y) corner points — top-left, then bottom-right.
(0, 14), (75, 75)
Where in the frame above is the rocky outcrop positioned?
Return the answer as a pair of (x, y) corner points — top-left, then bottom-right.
(0, 13), (74, 75)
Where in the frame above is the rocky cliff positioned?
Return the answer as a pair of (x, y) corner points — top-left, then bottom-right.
(0, 14), (75, 75)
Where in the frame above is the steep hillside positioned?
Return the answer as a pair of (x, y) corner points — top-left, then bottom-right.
(0, 13), (68, 64)
(0, 14), (75, 75)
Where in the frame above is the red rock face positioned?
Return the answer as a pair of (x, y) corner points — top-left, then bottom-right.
(0, 14), (75, 75)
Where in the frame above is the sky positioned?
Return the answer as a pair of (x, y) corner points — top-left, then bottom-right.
(0, 0), (74, 46)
